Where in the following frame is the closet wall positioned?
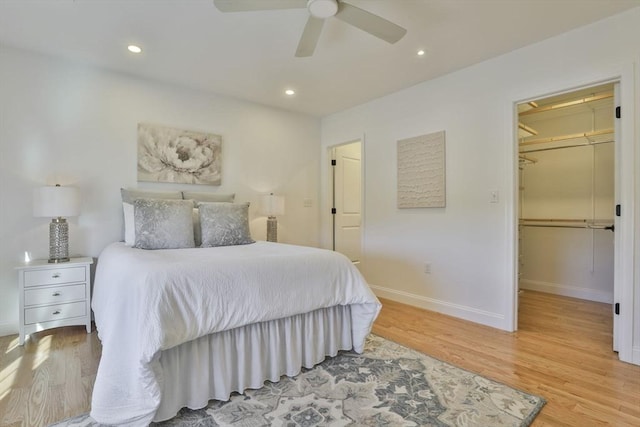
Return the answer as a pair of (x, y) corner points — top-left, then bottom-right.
(518, 84), (615, 303)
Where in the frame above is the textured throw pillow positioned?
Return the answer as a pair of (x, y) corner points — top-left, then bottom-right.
(182, 191), (235, 203)
(134, 199), (195, 249)
(121, 188), (183, 245)
(199, 202), (254, 247)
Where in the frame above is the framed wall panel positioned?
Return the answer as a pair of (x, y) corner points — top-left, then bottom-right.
(397, 131), (446, 208)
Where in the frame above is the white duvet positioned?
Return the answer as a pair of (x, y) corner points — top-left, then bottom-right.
(90, 241), (381, 426)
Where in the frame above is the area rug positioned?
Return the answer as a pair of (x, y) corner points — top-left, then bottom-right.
(51, 334), (545, 426)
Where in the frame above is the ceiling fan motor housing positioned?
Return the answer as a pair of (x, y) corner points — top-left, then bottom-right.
(308, 0), (338, 19)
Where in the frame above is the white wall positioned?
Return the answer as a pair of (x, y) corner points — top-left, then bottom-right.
(320, 8), (640, 361)
(0, 46), (321, 336)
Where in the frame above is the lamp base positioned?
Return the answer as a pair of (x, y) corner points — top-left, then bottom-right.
(266, 216), (278, 242)
(49, 217), (70, 263)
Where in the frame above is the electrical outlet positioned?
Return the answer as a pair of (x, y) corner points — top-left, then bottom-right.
(424, 263), (431, 274)
(303, 198), (313, 207)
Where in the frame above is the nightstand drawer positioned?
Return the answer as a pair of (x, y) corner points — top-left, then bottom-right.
(24, 266), (86, 287)
(24, 284), (86, 306)
(24, 301), (86, 325)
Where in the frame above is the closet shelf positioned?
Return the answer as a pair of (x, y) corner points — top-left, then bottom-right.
(519, 129), (613, 153)
(518, 92), (613, 117)
(519, 154), (537, 164)
(518, 122), (538, 137)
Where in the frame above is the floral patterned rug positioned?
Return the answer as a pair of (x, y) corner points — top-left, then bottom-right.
(52, 334), (545, 426)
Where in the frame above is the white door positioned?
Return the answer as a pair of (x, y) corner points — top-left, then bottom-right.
(612, 82), (621, 352)
(332, 141), (362, 264)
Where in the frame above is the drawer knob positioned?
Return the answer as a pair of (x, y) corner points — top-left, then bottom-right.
(52, 310), (61, 315)
(52, 273), (61, 279)
(52, 292), (61, 297)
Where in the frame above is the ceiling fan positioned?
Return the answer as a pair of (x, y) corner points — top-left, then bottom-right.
(213, 0), (407, 57)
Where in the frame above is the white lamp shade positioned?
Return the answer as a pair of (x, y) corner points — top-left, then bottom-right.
(33, 185), (80, 218)
(261, 193), (285, 216)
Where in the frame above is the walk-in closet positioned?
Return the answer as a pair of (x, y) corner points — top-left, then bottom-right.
(517, 83), (615, 305)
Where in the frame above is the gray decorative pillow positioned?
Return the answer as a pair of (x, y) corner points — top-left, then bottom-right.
(199, 202), (254, 247)
(183, 191), (235, 203)
(134, 199), (195, 249)
(121, 189), (183, 244)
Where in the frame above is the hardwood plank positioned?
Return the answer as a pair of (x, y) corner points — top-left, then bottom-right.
(0, 291), (638, 427)
(372, 291), (640, 427)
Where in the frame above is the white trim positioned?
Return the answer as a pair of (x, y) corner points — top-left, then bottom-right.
(325, 136), (366, 261)
(504, 96), (519, 333)
(616, 62), (637, 365)
(507, 62), (637, 365)
(370, 284), (506, 330)
(633, 346), (640, 365)
(519, 279), (613, 304)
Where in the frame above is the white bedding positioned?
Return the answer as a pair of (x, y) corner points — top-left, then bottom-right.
(90, 241), (381, 426)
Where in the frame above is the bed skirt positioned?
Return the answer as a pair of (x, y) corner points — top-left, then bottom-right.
(154, 305), (354, 422)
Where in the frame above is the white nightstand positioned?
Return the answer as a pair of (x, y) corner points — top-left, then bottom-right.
(16, 257), (93, 345)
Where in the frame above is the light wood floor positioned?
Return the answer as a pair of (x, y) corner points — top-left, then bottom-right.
(1, 290), (638, 426)
(374, 291), (640, 426)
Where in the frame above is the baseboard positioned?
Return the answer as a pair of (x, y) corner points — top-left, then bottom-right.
(519, 279), (613, 304)
(369, 284), (507, 331)
(0, 322), (17, 338)
(633, 346), (640, 366)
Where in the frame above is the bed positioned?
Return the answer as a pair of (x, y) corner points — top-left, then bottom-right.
(90, 239), (381, 426)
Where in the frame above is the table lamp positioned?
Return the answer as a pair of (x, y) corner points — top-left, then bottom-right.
(33, 184), (80, 263)
(261, 193), (284, 242)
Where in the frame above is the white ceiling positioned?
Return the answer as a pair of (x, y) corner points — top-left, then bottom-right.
(1, 0), (638, 117)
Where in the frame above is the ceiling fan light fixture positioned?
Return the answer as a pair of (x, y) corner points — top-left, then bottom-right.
(307, 0), (338, 19)
(213, 0), (407, 57)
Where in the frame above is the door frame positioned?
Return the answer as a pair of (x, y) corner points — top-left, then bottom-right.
(506, 64), (636, 364)
(328, 139), (364, 261)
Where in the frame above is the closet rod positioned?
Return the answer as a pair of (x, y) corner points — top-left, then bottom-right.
(520, 139), (612, 154)
(520, 218), (613, 223)
(520, 223), (614, 231)
(519, 128), (613, 147)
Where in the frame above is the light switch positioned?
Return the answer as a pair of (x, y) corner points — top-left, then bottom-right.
(490, 190), (499, 203)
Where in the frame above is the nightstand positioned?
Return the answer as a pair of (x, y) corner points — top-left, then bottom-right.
(16, 257), (93, 345)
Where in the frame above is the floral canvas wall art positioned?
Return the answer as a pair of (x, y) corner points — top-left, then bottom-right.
(137, 123), (222, 185)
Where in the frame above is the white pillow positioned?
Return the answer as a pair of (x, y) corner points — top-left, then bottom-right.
(183, 191), (235, 203)
(123, 202), (135, 246)
(192, 208), (202, 247)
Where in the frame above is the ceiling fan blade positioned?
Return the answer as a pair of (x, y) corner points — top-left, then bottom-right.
(295, 16), (325, 57)
(213, 0), (307, 12)
(335, 2), (407, 44)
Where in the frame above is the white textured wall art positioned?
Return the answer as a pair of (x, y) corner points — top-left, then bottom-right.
(138, 123), (222, 185)
(397, 131), (446, 208)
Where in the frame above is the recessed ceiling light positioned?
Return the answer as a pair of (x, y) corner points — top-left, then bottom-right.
(127, 45), (142, 54)
(285, 89), (296, 96)
(417, 49), (425, 56)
